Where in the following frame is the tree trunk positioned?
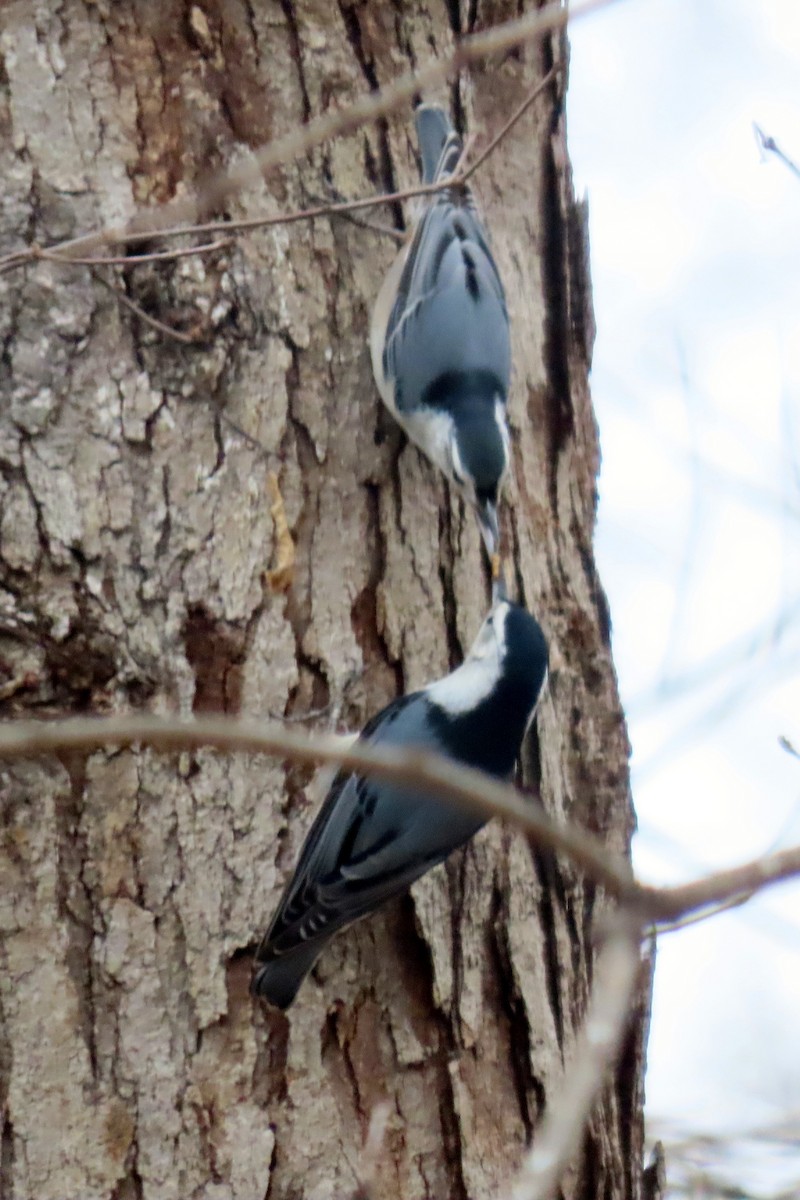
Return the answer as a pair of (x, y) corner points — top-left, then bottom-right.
(0, 3), (646, 1199)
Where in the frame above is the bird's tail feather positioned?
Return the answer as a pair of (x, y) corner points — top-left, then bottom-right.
(415, 104), (458, 184)
(251, 940), (322, 1010)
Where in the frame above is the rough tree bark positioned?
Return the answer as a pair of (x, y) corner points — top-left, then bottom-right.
(0, 2), (647, 1199)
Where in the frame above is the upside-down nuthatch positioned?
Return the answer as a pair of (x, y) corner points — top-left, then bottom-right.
(370, 104), (512, 573)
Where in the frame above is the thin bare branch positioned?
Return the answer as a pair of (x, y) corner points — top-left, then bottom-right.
(33, 181), (448, 259)
(651, 888), (752, 936)
(503, 921), (642, 1200)
(0, 248), (41, 273)
(754, 123), (800, 180)
(38, 237), (232, 268)
(0, 712), (636, 901)
(0, 132), (527, 274)
(460, 66), (558, 183)
(325, 210), (405, 241)
(3, 714), (800, 923)
(779, 734), (800, 760)
(0, 154), (505, 275)
(647, 845), (800, 922)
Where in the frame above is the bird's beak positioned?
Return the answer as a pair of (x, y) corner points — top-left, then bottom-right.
(492, 573), (508, 603)
(477, 497), (499, 561)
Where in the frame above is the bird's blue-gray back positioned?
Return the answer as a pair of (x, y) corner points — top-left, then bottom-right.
(262, 693), (486, 955)
(415, 105), (453, 184)
(384, 194), (510, 415)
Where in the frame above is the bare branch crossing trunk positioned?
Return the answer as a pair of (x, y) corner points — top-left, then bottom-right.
(0, 2), (647, 1198)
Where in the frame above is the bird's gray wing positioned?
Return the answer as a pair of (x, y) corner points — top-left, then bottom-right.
(383, 166), (510, 413)
(255, 693), (420, 957)
(257, 693), (484, 958)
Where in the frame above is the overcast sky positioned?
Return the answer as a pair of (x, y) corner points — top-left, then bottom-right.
(568, 0), (800, 1189)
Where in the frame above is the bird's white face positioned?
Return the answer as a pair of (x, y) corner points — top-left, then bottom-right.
(425, 602), (509, 715)
(399, 408), (458, 484)
(467, 601), (509, 661)
(399, 404), (508, 557)
(448, 434), (472, 500)
(496, 397), (512, 480)
(400, 404), (508, 496)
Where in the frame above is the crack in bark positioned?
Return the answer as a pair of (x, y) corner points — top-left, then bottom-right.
(337, 1), (378, 91)
(282, 410), (332, 720)
(55, 751), (103, 1092)
(184, 605), (247, 715)
(352, 481), (403, 708)
(538, 55), (576, 516)
(278, 0), (311, 124)
(338, 0), (404, 225)
(467, 0), (479, 36)
(242, 0), (262, 72)
(153, 462), (172, 560)
(436, 1059), (469, 1200)
(444, 0), (462, 36)
(0, 1112), (13, 1200)
(0, 976), (13, 1199)
(111, 1155), (144, 1200)
(529, 845), (566, 1051)
(447, 853), (467, 1031)
(341, 1014), (367, 1126)
(488, 876), (541, 1141)
(438, 494), (466, 671)
(613, 947), (654, 1200)
(387, 0), (415, 71)
(262, 1126), (279, 1200)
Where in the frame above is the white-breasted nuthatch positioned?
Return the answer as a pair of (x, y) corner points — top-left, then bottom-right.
(252, 598), (548, 1009)
(370, 104), (512, 573)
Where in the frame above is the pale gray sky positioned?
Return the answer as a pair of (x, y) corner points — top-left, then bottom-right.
(569, 0), (800, 1189)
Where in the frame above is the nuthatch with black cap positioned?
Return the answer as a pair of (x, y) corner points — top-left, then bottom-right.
(370, 104), (512, 578)
(252, 598), (547, 1009)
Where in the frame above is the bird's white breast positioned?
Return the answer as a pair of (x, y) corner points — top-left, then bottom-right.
(425, 650), (502, 715)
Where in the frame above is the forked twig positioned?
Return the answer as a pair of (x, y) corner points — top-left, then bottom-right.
(0, 0), (610, 276)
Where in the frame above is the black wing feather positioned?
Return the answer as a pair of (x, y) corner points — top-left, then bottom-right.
(254, 692), (420, 961)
